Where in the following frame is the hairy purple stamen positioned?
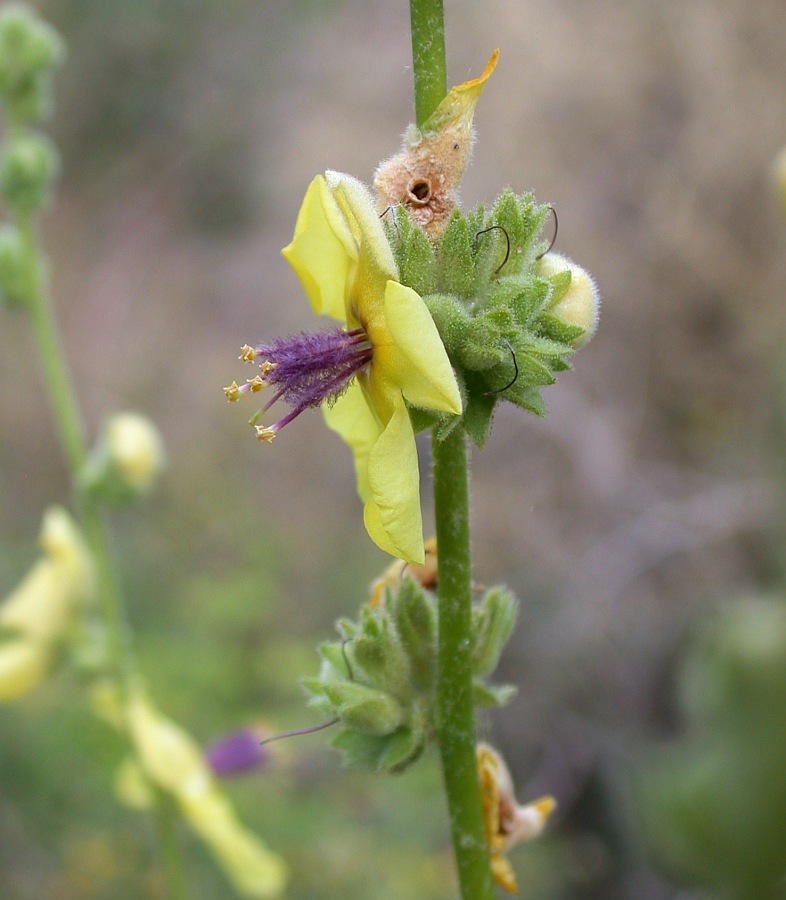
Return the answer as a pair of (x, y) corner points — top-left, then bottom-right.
(252, 327), (372, 438)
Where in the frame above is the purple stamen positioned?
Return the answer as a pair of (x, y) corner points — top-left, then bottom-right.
(251, 327), (372, 436)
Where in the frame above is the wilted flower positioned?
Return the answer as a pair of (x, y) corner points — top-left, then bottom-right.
(227, 171), (461, 564)
(477, 742), (555, 894)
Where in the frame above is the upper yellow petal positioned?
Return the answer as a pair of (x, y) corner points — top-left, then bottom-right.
(0, 640), (50, 703)
(364, 393), (425, 565)
(373, 280), (462, 415)
(281, 175), (357, 321)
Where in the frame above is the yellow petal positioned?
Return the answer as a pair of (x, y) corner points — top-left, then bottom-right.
(377, 280), (462, 415)
(326, 171), (398, 280)
(0, 640), (50, 702)
(281, 175), (357, 321)
(364, 393), (425, 565)
(180, 784), (287, 898)
(322, 380), (381, 502)
(114, 757), (155, 810)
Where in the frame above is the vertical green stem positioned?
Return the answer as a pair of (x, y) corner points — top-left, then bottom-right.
(16, 214), (188, 899)
(409, 0), (447, 126)
(432, 427), (495, 899)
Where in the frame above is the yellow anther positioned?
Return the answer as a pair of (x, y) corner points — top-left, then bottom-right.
(246, 376), (266, 393)
(254, 425), (276, 443)
(223, 382), (241, 402)
(258, 360), (277, 376)
(239, 345), (256, 363)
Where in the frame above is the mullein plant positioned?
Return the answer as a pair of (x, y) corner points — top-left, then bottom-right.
(224, 1), (599, 896)
(0, 6), (285, 898)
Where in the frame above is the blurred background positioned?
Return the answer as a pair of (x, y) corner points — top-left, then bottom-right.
(2, 0), (786, 897)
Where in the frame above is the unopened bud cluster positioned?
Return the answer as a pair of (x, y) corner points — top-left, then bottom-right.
(384, 189), (599, 448)
(0, 5), (63, 309)
(304, 575), (517, 773)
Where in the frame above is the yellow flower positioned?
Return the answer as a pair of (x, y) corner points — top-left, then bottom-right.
(280, 171), (462, 564)
(477, 742), (555, 894)
(0, 506), (93, 702)
(537, 252), (600, 348)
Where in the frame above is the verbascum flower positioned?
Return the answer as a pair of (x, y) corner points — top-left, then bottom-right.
(121, 687), (287, 898)
(477, 742), (555, 894)
(0, 506), (93, 701)
(226, 172), (461, 564)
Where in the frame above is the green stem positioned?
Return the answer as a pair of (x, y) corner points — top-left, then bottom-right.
(432, 427), (495, 900)
(409, 0), (447, 127)
(16, 212), (187, 899)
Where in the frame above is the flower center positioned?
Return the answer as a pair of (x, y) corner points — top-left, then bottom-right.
(224, 327), (372, 442)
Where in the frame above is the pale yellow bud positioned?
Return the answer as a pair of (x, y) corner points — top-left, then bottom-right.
(105, 412), (165, 495)
(538, 252), (600, 348)
(0, 506), (93, 645)
(0, 640), (50, 702)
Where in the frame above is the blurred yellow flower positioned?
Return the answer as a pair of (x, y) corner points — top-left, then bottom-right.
(477, 742), (555, 894)
(105, 412), (165, 495)
(124, 688), (287, 898)
(282, 172), (461, 564)
(0, 506), (93, 702)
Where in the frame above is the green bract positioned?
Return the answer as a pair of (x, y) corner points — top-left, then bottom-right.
(303, 576), (517, 774)
(0, 131), (59, 213)
(386, 190), (589, 448)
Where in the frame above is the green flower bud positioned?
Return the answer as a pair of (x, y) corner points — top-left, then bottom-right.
(471, 587), (518, 678)
(0, 131), (60, 212)
(387, 577), (437, 693)
(537, 252), (600, 347)
(0, 224), (31, 306)
(324, 681), (406, 736)
(81, 413), (166, 505)
(0, 5), (64, 123)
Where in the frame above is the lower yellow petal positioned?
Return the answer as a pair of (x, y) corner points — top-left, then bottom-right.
(281, 175), (356, 321)
(322, 381), (381, 502)
(364, 393), (425, 565)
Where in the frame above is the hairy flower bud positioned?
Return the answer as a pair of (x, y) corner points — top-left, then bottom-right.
(81, 412), (165, 504)
(537, 252), (600, 347)
(0, 5), (64, 123)
(0, 131), (59, 212)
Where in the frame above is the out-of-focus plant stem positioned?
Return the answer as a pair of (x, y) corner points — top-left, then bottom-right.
(15, 206), (189, 900)
(410, 2), (495, 895)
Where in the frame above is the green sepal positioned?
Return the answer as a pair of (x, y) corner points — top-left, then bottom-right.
(472, 587), (518, 678)
(352, 606), (411, 698)
(536, 312), (586, 345)
(472, 679), (518, 708)
(407, 404), (442, 435)
(503, 384), (546, 416)
(437, 210), (474, 298)
(422, 293), (470, 357)
(545, 269), (572, 304)
(331, 721), (425, 774)
(402, 222), (437, 296)
(323, 681), (406, 736)
(387, 577), (437, 694)
(316, 640), (351, 679)
(461, 378), (497, 449)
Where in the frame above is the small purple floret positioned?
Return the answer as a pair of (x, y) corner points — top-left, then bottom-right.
(206, 728), (270, 777)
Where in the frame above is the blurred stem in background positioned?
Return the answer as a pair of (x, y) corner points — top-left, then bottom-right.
(409, 1), (496, 896)
(1, 46), (190, 900)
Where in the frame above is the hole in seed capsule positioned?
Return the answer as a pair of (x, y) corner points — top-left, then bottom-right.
(407, 177), (432, 206)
